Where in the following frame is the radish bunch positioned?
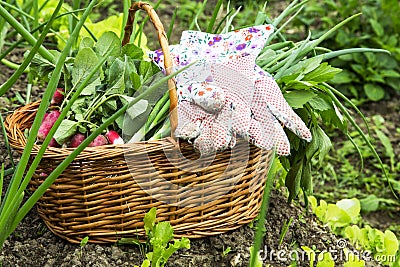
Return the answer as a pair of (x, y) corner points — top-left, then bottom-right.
(37, 88), (124, 148)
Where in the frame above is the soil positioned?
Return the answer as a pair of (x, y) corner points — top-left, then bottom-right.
(0, 12), (398, 267)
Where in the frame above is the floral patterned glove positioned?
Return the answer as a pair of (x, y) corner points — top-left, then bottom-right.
(149, 25), (312, 155)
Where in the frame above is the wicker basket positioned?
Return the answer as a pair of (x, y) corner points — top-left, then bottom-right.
(4, 1), (273, 244)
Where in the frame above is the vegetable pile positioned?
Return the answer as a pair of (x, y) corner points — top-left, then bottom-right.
(33, 31), (170, 147)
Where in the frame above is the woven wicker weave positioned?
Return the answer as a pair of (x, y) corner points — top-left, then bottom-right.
(4, 1), (273, 244)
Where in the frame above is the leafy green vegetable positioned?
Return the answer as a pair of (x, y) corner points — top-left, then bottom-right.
(95, 31), (121, 57)
(141, 207), (190, 267)
(284, 90), (316, 109)
(28, 29), (169, 146)
(71, 47), (100, 90)
(308, 196), (361, 232)
(344, 225), (399, 266)
(53, 119), (78, 144)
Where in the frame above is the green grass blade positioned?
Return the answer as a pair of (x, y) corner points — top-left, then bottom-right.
(70, 0), (80, 39)
(311, 13), (362, 49)
(0, 1), (34, 20)
(270, 13), (363, 74)
(38, 0), (52, 12)
(249, 151), (276, 267)
(0, 4), (54, 63)
(222, 6), (242, 33)
(0, 191), (23, 245)
(14, 0), (31, 31)
(32, 0), (39, 38)
(167, 7), (178, 39)
(0, 163), (4, 205)
(322, 48), (390, 60)
(213, 8), (233, 34)
(0, 110), (15, 169)
(269, 5), (304, 42)
(121, 0), (130, 39)
(272, 0), (300, 27)
(0, 8), (87, 65)
(189, 0), (207, 31)
(145, 91), (169, 131)
(206, 0), (223, 33)
(148, 99), (170, 131)
(0, 0), (62, 96)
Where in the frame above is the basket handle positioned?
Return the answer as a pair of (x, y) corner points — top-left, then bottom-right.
(122, 1), (178, 138)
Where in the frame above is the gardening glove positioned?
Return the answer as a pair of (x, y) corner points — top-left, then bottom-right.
(175, 59), (274, 155)
(175, 100), (234, 154)
(149, 25), (312, 155)
(209, 55), (292, 155)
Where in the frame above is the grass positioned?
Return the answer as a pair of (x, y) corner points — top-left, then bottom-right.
(311, 114), (400, 238)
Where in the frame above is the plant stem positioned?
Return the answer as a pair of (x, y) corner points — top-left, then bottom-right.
(0, 110), (15, 169)
(0, 4), (54, 63)
(206, 0), (223, 33)
(85, 94), (122, 121)
(0, 58), (27, 71)
(249, 152), (276, 267)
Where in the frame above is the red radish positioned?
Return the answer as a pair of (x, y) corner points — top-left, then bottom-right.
(105, 130), (124, 144)
(88, 135), (109, 147)
(43, 112), (49, 121)
(69, 133), (86, 148)
(37, 110), (61, 142)
(51, 88), (65, 106)
(49, 138), (61, 147)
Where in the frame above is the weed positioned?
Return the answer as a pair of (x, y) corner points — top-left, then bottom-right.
(222, 246), (232, 257)
(119, 208), (190, 267)
(79, 236), (89, 258)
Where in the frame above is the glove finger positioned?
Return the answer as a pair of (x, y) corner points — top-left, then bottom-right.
(247, 112), (291, 156)
(189, 81), (225, 113)
(175, 101), (210, 140)
(247, 118), (274, 151)
(221, 90), (252, 136)
(271, 120), (291, 156)
(193, 119), (216, 156)
(254, 76), (312, 142)
(211, 118), (233, 152)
